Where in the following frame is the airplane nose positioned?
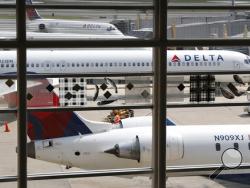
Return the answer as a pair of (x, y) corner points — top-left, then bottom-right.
(27, 141), (36, 159)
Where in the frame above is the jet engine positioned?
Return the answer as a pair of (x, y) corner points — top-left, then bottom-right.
(38, 23), (47, 32)
(105, 132), (184, 162)
(104, 135), (140, 162)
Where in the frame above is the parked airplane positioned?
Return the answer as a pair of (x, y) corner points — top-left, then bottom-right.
(25, 108), (250, 177)
(0, 49), (249, 75)
(26, 0), (124, 36)
(0, 49), (249, 97)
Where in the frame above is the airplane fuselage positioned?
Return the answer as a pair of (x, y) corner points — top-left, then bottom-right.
(26, 19), (124, 35)
(0, 50), (250, 77)
(28, 125), (250, 175)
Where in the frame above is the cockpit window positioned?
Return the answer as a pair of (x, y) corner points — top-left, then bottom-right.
(107, 26), (116, 31)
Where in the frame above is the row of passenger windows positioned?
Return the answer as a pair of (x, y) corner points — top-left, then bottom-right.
(0, 62), (152, 68)
(215, 143), (240, 151)
(64, 62), (151, 68)
(169, 61), (221, 67)
(0, 64), (15, 68)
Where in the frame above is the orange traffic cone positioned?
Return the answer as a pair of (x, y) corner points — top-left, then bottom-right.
(4, 122), (10, 132)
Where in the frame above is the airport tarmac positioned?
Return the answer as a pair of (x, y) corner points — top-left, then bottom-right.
(0, 105), (250, 187)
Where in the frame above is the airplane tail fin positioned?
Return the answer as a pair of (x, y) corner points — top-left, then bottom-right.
(26, 0), (42, 20)
(25, 79), (95, 140)
(28, 111), (93, 140)
(3, 79), (93, 140)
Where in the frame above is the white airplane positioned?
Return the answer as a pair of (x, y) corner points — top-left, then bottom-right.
(0, 49), (249, 75)
(0, 49), (249, 99)
(0, 49), (250, 111)
(26, 107), (250, 178)
(26, 0), (124, 36)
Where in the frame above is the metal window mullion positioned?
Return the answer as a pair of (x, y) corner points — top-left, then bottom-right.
(0, 41), (18, 48)
(26, 72), (153, 78)
(26, 5), (250, 10)
(168, 5), (250, 10)
(27, 104), (153, 112)
(26, 4), (153, 10)
(167, 71), (250, 75)
(4, 100), (250, 114)
(0, 108), (17, 113)
(167, 39), (250, 47)
(0, 72), (153, 79)
(2, 4), (250, 10)
(16, 0), (27, 187)
(0, 4), (154, 9)
(0, 168), (152, 183)
(25, 39), (250, 48)
(167, 102), (250, 108)
(152, 0), (166, 187)
(26, 40), (157, 48)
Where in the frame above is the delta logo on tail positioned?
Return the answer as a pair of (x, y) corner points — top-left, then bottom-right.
(171, 55), (181, 63)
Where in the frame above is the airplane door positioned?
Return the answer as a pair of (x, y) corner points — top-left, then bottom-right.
(166, 132), (184, 161)
(234, 61), (240, 70)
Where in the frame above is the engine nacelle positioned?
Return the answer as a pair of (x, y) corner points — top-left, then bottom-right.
(104, 135), (140, 162)
(38, 23), (47, 32)
(105, 132), (184, 162)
